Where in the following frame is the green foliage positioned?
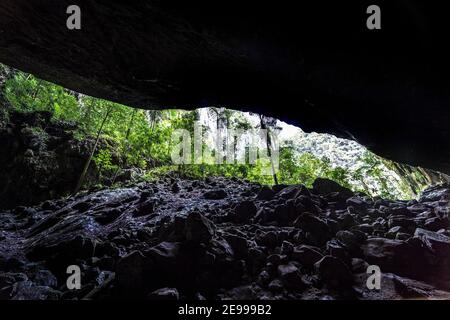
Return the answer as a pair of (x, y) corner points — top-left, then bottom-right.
(93, 149), (117, 174)
(1, 63), (431, 199)
(5, 73), (79, 118)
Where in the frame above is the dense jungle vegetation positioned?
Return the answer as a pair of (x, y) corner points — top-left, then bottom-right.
(0, 64), (435, 199)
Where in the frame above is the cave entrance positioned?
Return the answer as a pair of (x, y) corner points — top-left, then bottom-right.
(1, 62), (447, 211)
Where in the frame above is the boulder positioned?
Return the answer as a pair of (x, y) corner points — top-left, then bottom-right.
(204, 189), (228, 200)
(116, 251), (147, 294)
(292, 245), (323, 267)
(224, 234), (248, 259)
(257, 186), (275, 201)
(277, 263), (306, 290)
(147, 287), (179, 300)
(234, 201), (257, 223)
(424, 217), (449, 231)
(414, 228), (450, 257)
(184, 212), (215, 243)
(294, 213), (331, 245)
(315, 256), (353, 290)
(361, 237), (431, 280)
(312, 178), (353, 199)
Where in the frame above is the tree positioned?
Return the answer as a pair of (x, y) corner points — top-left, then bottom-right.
(74, 104), (114, 194)
(258, 114), (280, 185)
(111, 109), (137, 184)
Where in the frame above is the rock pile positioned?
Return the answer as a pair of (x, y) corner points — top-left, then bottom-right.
(0, 111), (112, 210)
(1, 176), (450, 300)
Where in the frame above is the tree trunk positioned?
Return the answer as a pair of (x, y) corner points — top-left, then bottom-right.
(74, 105), (113, 194)
(259, 115), (279, 185)
(111, 109), (137, 185)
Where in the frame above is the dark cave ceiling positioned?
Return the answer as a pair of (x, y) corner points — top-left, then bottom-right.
(0, 0), (449, 174)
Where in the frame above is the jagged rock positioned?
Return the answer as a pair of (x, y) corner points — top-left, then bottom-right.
(273, 202), (298, 226)
(354, 272), (450, 300)
(224, 234), (248, 259)
(414, 228), (450, 256)
(204, 189), (228, 200)
(116, 251), (146, 294)
(388, 206), (412, 217)
(388, 216), (416, 233)
(396, 233), (410, 240)
(361, 237), (431, 280)
(256, 231), (279, 248)
(248, 247), (267, 275)
(346, 196), (369, 209)
(32, 270), (57, 287)
(351, 258), (369, 273)
(295, 195), (316, 212)
(72, 200), (91, 212)
(268, 279), (284, 293)
(292, 245), (323, 267)
(234, 201), (257, 223)
(294, 213), (329, 234)
(335, 230), (362, 253)
(171, 182), (181, 193)
(391, 274), (447, 299)
(420, 185), (450, 203)
(277, 263), (306, 290)
(272, 184), (289, 193)
(1, 174), (450, 300)
(326, 240), (352, 266)
(133, 200), (155, 217)
(267, 254), (283, 265)
(424, 217), (449, 231)
(357, 223), (374, 235)
(146, 242), (180, 265)
(11, 281), (61, 300)
(184, 212), (215, 243)
(386, 226), (406, 239)
(257, 186), (275, 201)
(0, 273), (27, 299)
(312, 178), (353, 199)
(337, 212), (357, 230)
(294, 213), (331, 246)
(281, 241), (294, 256)
(315, 256), (353, 290)
(277, 185), (310, 200)
(257, 270), (271, 287)
(0, 111), (110, 210)
(96, 242), (120, 258)
(95, 208), (122, 224)
(147, 287), (180, 300)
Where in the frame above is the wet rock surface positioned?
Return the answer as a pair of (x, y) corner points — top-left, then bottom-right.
(0, 111), (120, 210)
(1, 177), (450, 300)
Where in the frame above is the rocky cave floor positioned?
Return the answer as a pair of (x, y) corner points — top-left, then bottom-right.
(1, 176), (450, 300)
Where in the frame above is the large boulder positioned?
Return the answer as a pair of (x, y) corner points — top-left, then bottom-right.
(234, 201), (257, 223)
(116, 251), (147, 294)
(184, 212), (215, 244)
(361, 238), (431, 280)
(312, 178), (354, 200)
(315, 256), (353, 290)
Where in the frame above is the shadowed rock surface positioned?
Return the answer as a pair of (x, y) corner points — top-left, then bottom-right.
(0, 110), (120, 210)
(0, 1), (450, 173)
(1, 176), (450, 300)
